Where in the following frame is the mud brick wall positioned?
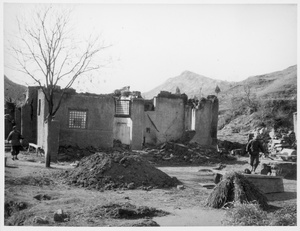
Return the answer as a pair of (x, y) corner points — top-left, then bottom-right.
(191, 96), (218, 146)
(131, 98), (145, 150)
(144, 96), (185, 144)
(21, 86), (39, 143)
(37, 89), (115, 149)
(209, 95), (219, 146)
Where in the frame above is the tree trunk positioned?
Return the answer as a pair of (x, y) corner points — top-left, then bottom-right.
(45, 116), (52, 167)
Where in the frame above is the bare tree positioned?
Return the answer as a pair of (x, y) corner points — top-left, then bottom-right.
(9, 5), (110, 167)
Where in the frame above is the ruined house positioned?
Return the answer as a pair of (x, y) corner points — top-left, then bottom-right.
(18, 86), (219, 160)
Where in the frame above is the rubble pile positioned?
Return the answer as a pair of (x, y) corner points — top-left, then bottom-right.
(57, 141), (238, 166)
(217, 140), (245, 155)
(139, 141), (236, 166)
(57, 145), (108, 161)
(61, 152), (180, 190)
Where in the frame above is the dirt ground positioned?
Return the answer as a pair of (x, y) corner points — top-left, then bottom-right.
(3, 150), (297, 227)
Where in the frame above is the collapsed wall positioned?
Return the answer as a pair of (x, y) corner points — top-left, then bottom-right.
(26, 86), (219, 153)
(190, 95), (219, 146)
(144, 92), (219, 147)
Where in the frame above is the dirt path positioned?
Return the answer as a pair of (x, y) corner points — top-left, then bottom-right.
(3, 151), (297, 227)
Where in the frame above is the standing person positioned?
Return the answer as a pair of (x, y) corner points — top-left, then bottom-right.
(246, 133), (265, 173)
(6, 126), (24, 160)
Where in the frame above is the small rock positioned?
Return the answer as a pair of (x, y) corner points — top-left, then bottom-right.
(177, 185), (185, 190)
(132, 219), (160, 227)
(127, 182), (135, 189)
(54, 209), (69, 222)
(33, 216), (49, 224)
(33, 194), (51, 201)
(70, 161), (79, 167)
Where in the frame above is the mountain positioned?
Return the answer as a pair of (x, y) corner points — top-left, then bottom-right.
(218, 65), (297, 110)
(143, 65), (297, 110)
(4, 75), (27, 106)
(143, 71), (234, 99)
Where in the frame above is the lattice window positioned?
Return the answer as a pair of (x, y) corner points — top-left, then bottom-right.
(115, 100), (130, 117)
(69, 110), (87, 129)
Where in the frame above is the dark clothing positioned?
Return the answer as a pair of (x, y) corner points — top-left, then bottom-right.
(250, 155), (259, 168)
(11, 145), (22, 156)
(246, 139), (265, 156)
(7, 129), (23, 157)
(246, 138), (264, 169)
(7, 130), (23, 146)
(248, 133), (254, 142)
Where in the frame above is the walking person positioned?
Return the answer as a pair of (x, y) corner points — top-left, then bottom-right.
(246, 133), (265, 173)
(6, 126), (24, 160)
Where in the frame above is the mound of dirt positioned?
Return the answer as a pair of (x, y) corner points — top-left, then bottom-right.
(89, 202), (169, 219)
(62, 152), (180, 190)
(5, 201), (28, 219)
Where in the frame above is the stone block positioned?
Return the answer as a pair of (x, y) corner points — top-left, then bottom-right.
(244, 174), (284, 194)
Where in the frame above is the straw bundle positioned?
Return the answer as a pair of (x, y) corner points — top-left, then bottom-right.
(205, 171), (268, 209)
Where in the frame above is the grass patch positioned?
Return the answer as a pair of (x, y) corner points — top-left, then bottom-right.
(269, 204), (297, 226)
(223, 202), (297, 226)
(223, 202), (269, 226)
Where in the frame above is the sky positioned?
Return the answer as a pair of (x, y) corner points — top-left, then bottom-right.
(2, 2), (298, 94)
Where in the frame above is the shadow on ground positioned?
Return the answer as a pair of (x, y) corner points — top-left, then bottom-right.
(266, 192), (297, 202)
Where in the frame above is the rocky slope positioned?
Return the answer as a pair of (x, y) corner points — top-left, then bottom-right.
(143, 65), (297, 109)
(143, 65), (297, 144)
(4, 75), (27, 106)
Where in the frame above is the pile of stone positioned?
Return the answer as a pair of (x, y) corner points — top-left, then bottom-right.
(139, 141), (236, 166)
(217, 140), (245, 155)
(61, 152), (180, 190)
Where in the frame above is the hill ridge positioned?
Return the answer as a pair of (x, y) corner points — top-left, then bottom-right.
(143, 65), (297, 100)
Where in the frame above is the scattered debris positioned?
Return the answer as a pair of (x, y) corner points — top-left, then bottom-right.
(141, 141), (235, 166)
(131, 219), (160, 226)
(5, 201), (28, 218)
(33, 216), (49, 224)
(212, 163), (226, 170)
(33, 194), (52, 201)
(217, 140), (245, 155)
(88, 202), (169, 219)
(177, 185), (185, 190)
(178, 130), (196, 144)
(54, 209), (70, 222)
(127, 182), (135, 190)
(70, 161), (80, 167)
(199, 183), (216, 189)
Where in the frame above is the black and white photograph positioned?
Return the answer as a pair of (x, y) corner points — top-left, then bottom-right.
(1, 0), (298, 228)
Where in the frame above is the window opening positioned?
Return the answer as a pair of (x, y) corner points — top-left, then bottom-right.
(69, 110), (87, 129)
(115, 100), (130, 117)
